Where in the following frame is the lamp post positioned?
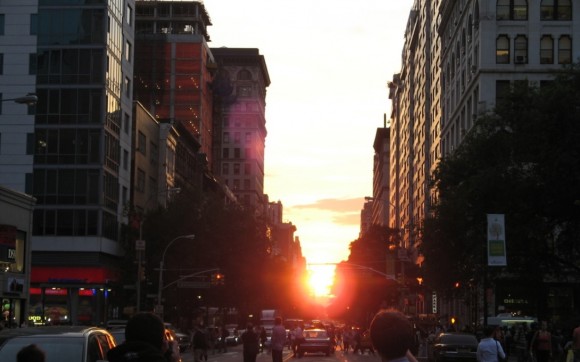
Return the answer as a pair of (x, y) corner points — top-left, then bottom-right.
(156, 234), (195, 320)
(2, 93), (38, 105)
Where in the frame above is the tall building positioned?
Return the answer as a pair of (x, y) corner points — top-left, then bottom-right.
(211, 48), (270, 210)
(0, 0), (136, 325)
(389, 0), (579, 321)
(371, 120), (391, 228)
(133, 0), (215, 175)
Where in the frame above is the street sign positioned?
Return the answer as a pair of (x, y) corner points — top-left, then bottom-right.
(177, 281), (210, 289)
(135, 240), (145, 251)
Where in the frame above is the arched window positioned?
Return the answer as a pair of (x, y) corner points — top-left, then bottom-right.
(497, 0), (528, 20)
(540, 35), (554, 64)
(496, 35), (510, 64)
(558, 35), (572, 64)
(541, 0), (572, 20)
(237, 69), (252, 81)
(514, 35), (528, 63)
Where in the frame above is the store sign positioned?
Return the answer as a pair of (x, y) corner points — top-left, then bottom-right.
(487, 214), (507, 266)
(432, 292), (438, 313)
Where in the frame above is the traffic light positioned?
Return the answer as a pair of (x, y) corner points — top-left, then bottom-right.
(211, 273), (225, 285)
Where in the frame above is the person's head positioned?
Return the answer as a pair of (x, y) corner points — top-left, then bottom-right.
(17, 344), (45, 362)
(483, 325), (497, 337)
(246, 323), (253, 331)
(275, 317), (282, 325)
(370, 309), (414, 361)
(540, 321), (548, 330)
(125, 312), (165, 350)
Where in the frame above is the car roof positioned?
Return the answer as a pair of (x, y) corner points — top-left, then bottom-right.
(0, 326), (110, 343)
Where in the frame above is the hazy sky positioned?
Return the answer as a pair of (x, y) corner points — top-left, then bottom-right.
(203, 0), (414, 266)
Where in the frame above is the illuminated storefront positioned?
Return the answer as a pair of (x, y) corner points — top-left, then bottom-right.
(30, 267), (117, 326)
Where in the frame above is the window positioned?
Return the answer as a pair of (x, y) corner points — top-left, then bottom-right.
(496, 35), (510, 63)
(123, 150), (128, 170)
(125, 76), (131, 97)
(0, 14), (4, 35)
(125, 40), (132, 62)
(223, 132), (230, 143)
(222, 148), (229, 159)
(237, 69), (252, 80)
(30, 14), (37, 35)
(136, 169), (145, 192)
(541, 0), (572, 20)
(0, 53), (3, 74)
(29, 54), (37, 75)
(244, 179), (250, 190)
(126, 5), (133, 26)
(496, 80), (511, 105)
(558, 35), (572, 64)
(514, 35), (528, 63)
(137, 131), (146, 155)
(234, 148), (240, 158)
(222, 163), (229, 175)
(26, 133), (35, 155)
(540, 35), (554, 63)
(234, 132), (240, 144)
(124, 112), (130, 134)
(233, 163), (240, 175)
(238, 86), (252, 97)
(244, 163), (251, 175)
(497, 0), (528, 20)
(150, 142), (158, 165)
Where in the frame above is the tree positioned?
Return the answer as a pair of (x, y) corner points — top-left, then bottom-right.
(422, 64), (580, 295)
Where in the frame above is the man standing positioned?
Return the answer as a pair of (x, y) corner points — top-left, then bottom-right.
(271, 317), (286, 362)
(241, 323), (260, 362)
(107, 312), (168, 362)
(370, 309), (418, 362)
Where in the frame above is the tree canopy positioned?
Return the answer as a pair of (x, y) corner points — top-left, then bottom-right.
(421, 64), (580, 293)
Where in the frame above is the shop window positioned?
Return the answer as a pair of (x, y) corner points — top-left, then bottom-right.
(0, 226), (25, 274)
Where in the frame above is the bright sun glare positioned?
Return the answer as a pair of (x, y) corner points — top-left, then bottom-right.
(307, 265), (335, 298)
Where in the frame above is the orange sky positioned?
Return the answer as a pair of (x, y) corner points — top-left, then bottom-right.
(204, 1), (414, 269)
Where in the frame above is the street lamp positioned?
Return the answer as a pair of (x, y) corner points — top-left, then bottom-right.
(156, 234), (195, 319)
(2, 93), (38, 106)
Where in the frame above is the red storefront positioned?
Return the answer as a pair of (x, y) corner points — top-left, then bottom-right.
(30, 266), (120, 326)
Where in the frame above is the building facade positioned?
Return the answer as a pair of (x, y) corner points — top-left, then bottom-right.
(389, 0), (579, 325)
(211, 48), (270, 211)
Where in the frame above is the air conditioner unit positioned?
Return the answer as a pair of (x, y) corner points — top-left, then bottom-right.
(515, 55), (527, 64)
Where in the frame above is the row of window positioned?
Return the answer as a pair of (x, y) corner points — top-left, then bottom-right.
(496, 34), (572, 64)
(223, 178), (253, 191)
(222, 162), (252, 176)
(497, 0), (572, 21)
(223, 132), (253, 144)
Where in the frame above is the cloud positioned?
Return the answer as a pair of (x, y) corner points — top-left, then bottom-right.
(292, 197), (364, 213)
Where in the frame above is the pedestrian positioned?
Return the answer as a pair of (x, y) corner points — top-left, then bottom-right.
(514, 323), (530, 362)
(343, 327), (352, 353)
(219, 326), (229, 353)
(107, 312), (168, 362)
(573, 321), (580, 362)
(530, 321), (552, 362)
(292, 323), (304, 357)
(17, 344), (45, 362)
(259, 327), (267, 353)
(191, 321), (208, 362)
(270, 317), (286, 362)
(477, 325), (506, 362)
(369, 309), (418, 362)
(241, 323), (260, 362)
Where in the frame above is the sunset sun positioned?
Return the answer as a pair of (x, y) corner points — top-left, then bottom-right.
(306, 265), (335, 298)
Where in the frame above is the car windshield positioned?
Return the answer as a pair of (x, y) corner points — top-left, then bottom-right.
(305, 330), (327, 338)
(0, 337), (84, 362)
(440, 334), (476, 344)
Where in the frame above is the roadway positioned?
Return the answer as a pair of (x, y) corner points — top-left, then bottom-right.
(180, 344), (384, 362)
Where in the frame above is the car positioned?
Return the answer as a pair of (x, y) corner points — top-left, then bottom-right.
(297, 328), (334, 357)
(165, 323), (190, 352)
(0, 326), (116, 362)
(225, 328), (240, 346)
(430, 332), (478, 362)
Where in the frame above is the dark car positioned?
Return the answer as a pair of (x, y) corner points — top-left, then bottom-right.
(0, 326), (116, 362)
(430, 332), (478, 362)
(297, 328), (334, 357)
(165, 323), (190, 352)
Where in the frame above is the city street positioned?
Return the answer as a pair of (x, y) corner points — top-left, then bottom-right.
(180, 345), (384, 362)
